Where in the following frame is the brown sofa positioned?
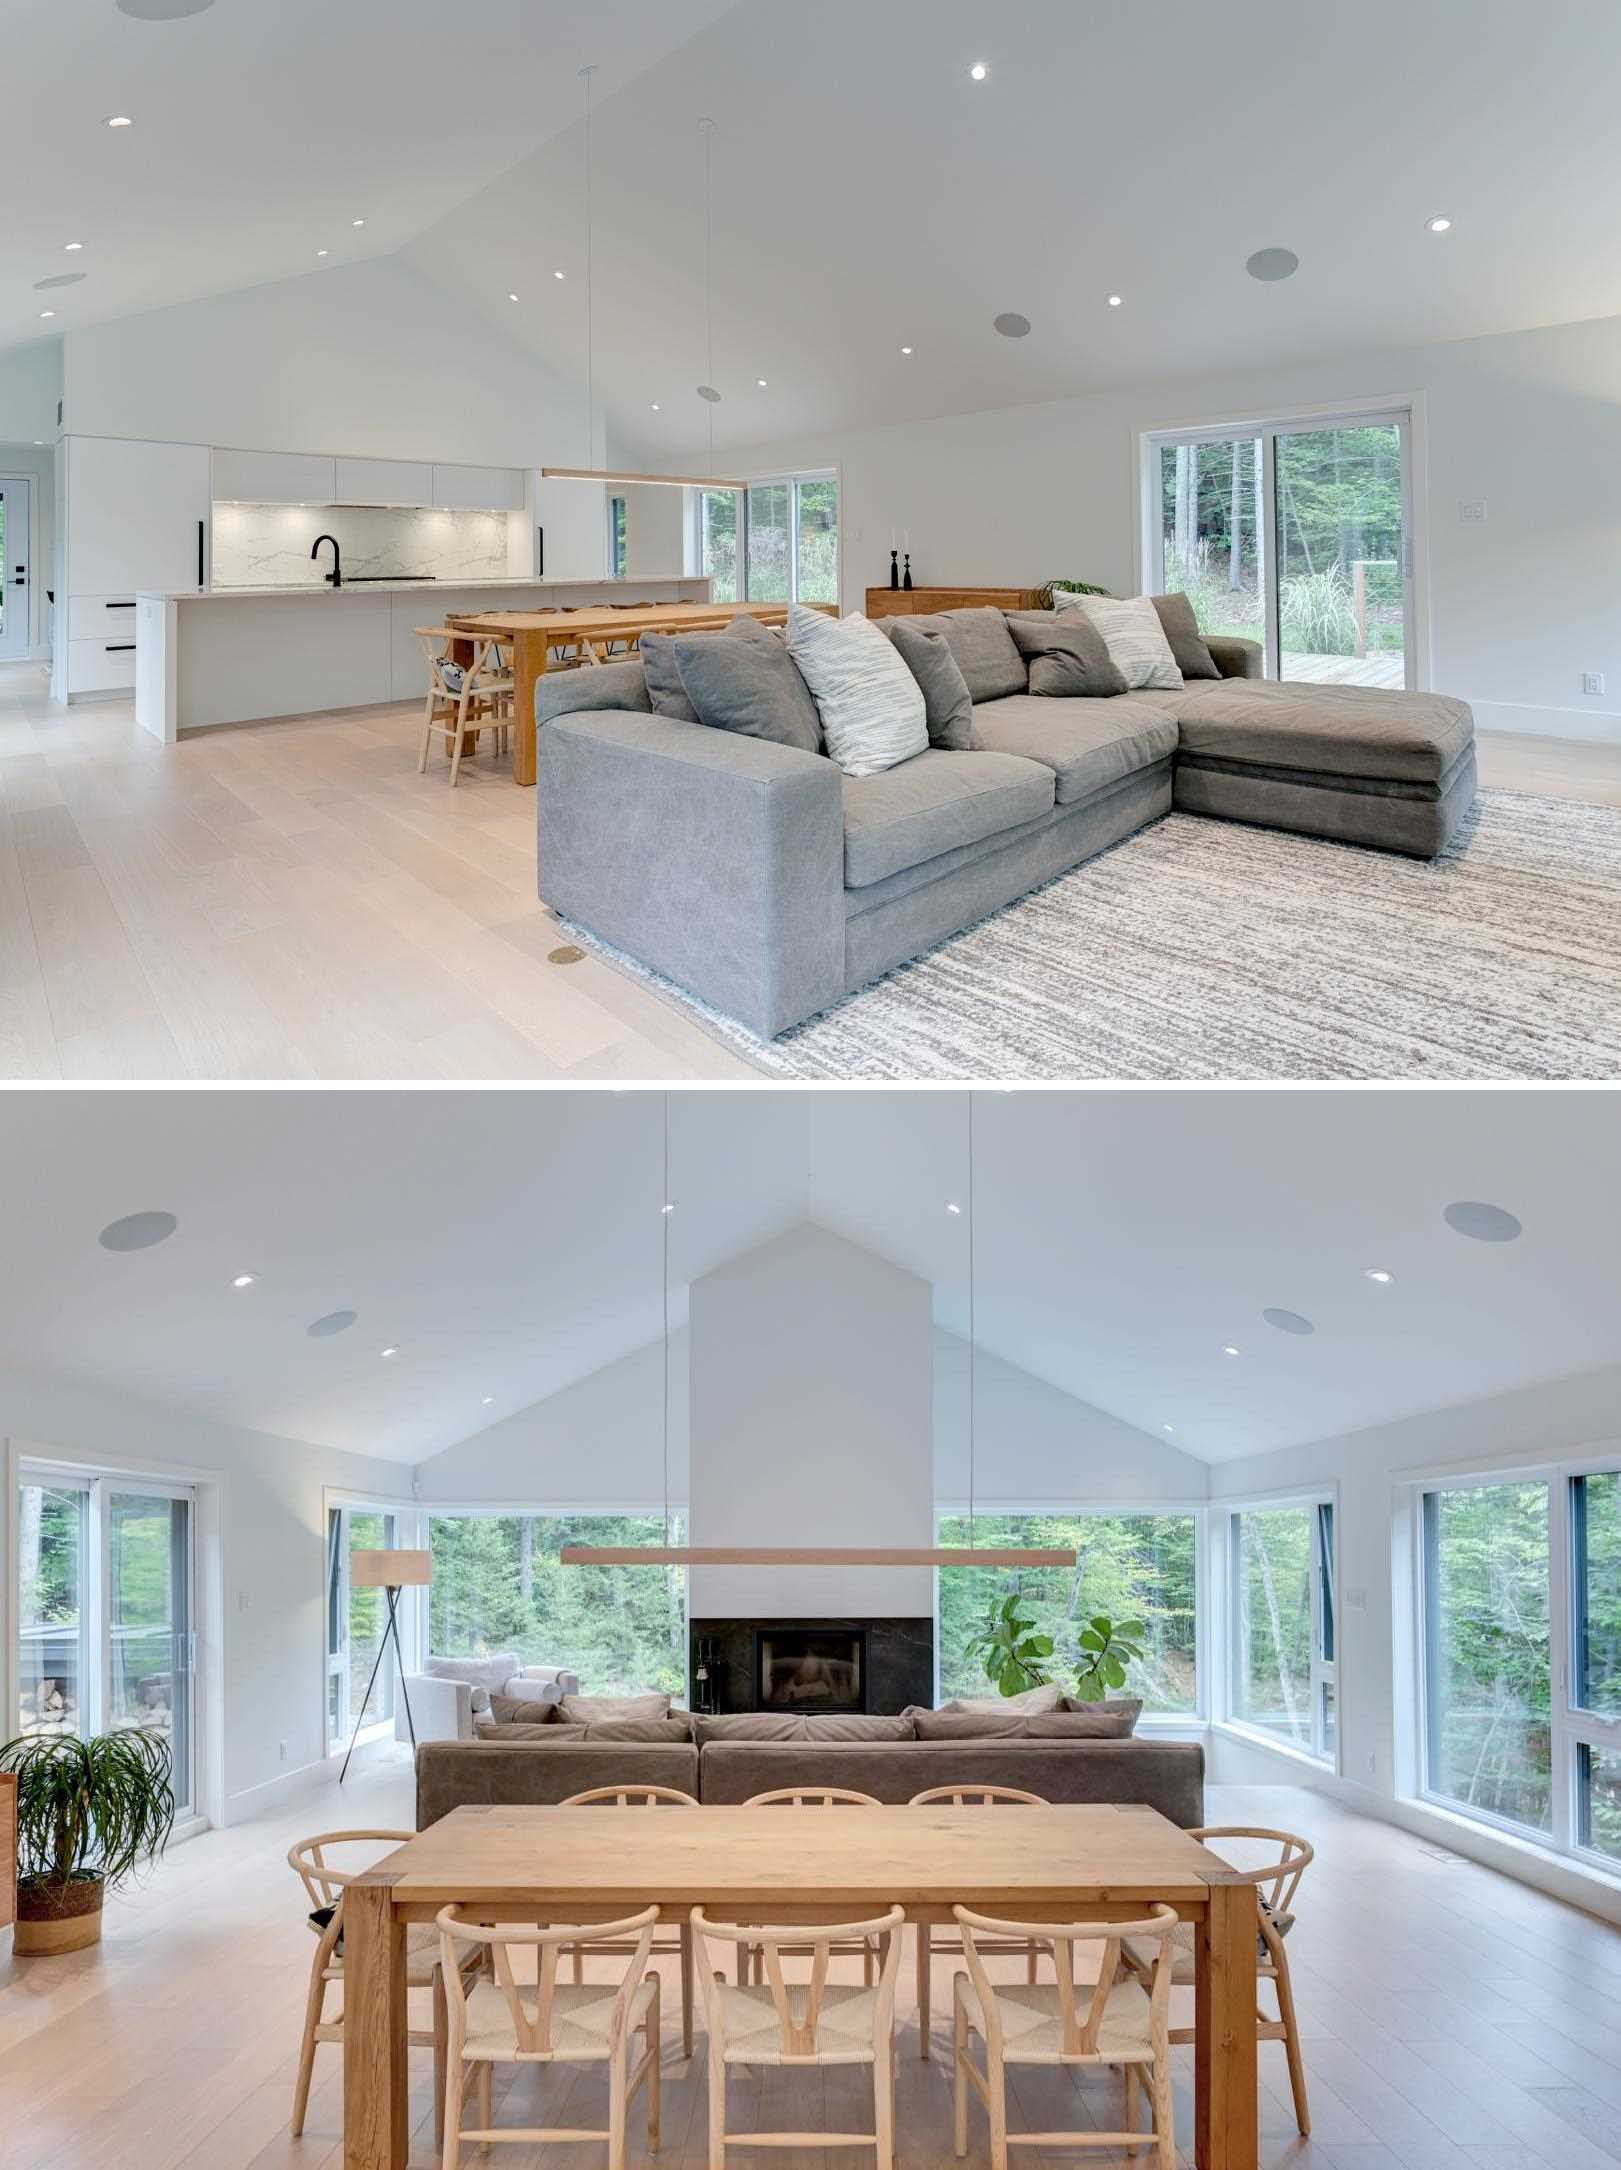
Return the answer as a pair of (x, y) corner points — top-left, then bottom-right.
(414, 1735), (1203, 1831)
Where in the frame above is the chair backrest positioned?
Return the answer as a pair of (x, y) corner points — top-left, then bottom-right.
(954, 1903), (1179, 2059)
(743, 1786), (882, 1809)
(692, 1906), (905, 2059)
(1189, 1826), (1313, 1947)
(909, 1784), (1048, 1808)
(288, 1828), (413, 1915)
(561, 1783), (699, 1809)
(437, 1904), (658, 2057)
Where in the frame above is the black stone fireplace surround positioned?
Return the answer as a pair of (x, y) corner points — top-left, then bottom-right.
(690, 1618), (934, 1717)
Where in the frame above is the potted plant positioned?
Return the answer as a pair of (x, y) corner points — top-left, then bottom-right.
(1071, 1616), (1147, 1702)
(963, 1592), (1055, 1698)
(0, 1729), (175, 1955)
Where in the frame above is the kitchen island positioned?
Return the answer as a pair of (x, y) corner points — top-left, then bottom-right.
(133, 575), (710, 743)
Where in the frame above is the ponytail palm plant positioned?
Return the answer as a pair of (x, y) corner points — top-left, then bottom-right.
(1, 1729), (175, 1952)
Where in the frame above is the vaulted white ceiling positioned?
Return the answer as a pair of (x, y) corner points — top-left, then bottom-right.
(10, 0), (1621, 448)
(4, 1090), (1618, 1466)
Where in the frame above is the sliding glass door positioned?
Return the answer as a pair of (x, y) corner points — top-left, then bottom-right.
(1147, 410), (1414, 689)
(698, 472), (839, 606)
(16, 1468), (195, 1816)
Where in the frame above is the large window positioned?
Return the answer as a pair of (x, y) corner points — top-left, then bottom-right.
(1227, 1499), (1336, 1762)
(699, 472), (838, 606)
(16, 1465), (195, 1815)
(935, 1512), (1199, 1716)
(427, 1513), (688, 1698)
(327, 1503), (399, 1752)
(1416, 1461), (1621, 1870)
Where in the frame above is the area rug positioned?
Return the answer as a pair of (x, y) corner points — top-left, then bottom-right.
(571, 789), (1621, 1080)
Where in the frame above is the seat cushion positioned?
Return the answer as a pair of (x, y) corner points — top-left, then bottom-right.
(970, 694), (1178, 805)
(900, 607), (1027, 702)
(1163, 678), (1473, 783)
(841, 748), (1054, 889)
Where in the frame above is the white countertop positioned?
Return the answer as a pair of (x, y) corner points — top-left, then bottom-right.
(139, 576), (699, 603)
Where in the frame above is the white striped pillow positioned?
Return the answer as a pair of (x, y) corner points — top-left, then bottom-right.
(1064, 594), (1184, 691)
(786, 605), (927, 776)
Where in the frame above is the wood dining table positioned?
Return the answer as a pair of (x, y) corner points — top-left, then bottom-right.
(342, 1801), (1258, 2169)
(442, 599), (811, 788)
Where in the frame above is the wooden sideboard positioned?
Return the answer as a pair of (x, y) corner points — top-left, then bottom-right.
(866, 584), (1043, 617)
(0, 1771), (15, 1932)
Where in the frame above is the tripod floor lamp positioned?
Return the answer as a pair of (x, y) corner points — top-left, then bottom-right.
(340, 1548), (431, 1784)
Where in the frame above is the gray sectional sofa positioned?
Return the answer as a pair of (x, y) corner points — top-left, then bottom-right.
(536, 602), (1477, 1039)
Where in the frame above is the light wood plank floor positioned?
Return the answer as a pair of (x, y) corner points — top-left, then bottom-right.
(4, 669), (1620, 1083)
(2, 1764), (1618, 2169)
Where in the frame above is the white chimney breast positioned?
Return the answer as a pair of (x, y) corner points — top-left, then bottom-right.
(688, 1223), (934, 1618)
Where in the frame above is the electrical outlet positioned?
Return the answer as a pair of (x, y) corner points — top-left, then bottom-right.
(1457, 498), (1487, 523)
(278, 1740), (287, 1764)
(1583, 672), (1605, 697)
(1366, 1751), (1377, 1775)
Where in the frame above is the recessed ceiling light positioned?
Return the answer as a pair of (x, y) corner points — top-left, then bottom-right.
(1221, 1344), (1240, 1357)
(1246, 246), (1299, 282)
(1443, 1199), (1523, 1243)
(381, 1345), (400, 1358)
(1107, 294), (1123, 307)
(508, 292), (519, 302)
(105, 115), (133, 127)
(946, 1201), (962, 1216)
(38, 311), (55, 320)
(993, 311), (1032, 339)
(1262, 1307), (1316, 1336)
(1162, 1423), (1175, 1433)
(231, 1273), (257, 1289)
(352, 218), (365, 228)
(661, 1202), (676, 1216)
(306, 1309), (358, 1339)
(316, 249), (328, 257)
(553, 269), (565, 280)
(1426, 215), (1453, 234)
(64, 241), (84, 252)
(969, 62), (988, 80)
(481, 1395), (495, 1406)
(650, 402), (661, 411)
(899, 345), (913, 355)
(1363, 1268), (1394, 1284)
(756, 377), (767, 387)
(98, 1210), (178, 1253)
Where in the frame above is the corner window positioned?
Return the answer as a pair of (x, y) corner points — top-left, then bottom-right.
(1227, 1499), (1336, 1763)
(326, 1503), (399, 1753)
(608, 494), (627, 578)
(699, 472), (838, 606)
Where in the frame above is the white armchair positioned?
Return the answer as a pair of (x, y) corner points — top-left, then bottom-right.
(396, 1659), (581, 1745)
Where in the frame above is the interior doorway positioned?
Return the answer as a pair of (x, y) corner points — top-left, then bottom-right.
(0, 475), (32, 662)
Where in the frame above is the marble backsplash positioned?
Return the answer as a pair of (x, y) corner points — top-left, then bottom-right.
(211, 501), (511, 589)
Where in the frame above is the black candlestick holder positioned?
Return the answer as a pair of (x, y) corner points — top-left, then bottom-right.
(889, 548), (900, 590)
(902, 552), (913, 591)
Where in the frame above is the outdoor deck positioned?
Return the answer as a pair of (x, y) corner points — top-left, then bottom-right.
(1282, 651), (1404, 688)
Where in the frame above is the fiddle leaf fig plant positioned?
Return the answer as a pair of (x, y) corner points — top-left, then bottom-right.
(964, 1592), (1055, 1698)
(1072, 1616), (1147, 1701)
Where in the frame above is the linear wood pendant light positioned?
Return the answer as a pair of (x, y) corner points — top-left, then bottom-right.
(541, 100), (745, 492)
(562, 1095), (1077, 1573)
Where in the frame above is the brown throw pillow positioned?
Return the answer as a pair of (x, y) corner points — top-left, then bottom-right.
(1004, 611), (1128, 697)
(912, 1710), (1026, 1740)
(695, 1714), (806, 1744)
(1059, 1696), (1144, 1730)
(473, 1720), (588, 1742)
(581, 1716), (694, 1742)
(1150, 593), (1220, 679)
(486, 1693), (564, 1726)
(1025, 1703), (1142, 1738)
(560, 1691), (671, 1724)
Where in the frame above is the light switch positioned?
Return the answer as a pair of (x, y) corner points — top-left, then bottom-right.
(1457, 499), (1487, 523)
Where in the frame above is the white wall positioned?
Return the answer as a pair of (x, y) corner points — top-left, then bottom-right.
(696, 311), (1621, 746)
(622, 482), (686, 578)
(59, 257), (588, 469)
(1206, 1359), (1621, 1918)
(0, 1366), (411, 1824)
(0, 338), (61, 446)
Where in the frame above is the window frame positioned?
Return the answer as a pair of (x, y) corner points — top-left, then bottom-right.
(1218, 1488), (1340, 1770)
(323, 1494), (416, 1759)
(693, 467), (840, 606)
(1410, 1451), (1621, 1871)
(930, 1499), (1208, 1726)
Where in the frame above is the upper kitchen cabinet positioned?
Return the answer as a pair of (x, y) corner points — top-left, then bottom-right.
(65, 435), (213, 596)
(213, 448), (338, 504)
(432, 463), (524, 512)
(334, 456), (435, 507)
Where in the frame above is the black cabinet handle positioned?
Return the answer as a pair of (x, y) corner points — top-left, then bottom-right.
(105, 599), (136, 610)
(537, 525), (544, 577)
(197, 519), (206, 588)
(105, 642), (135, 653)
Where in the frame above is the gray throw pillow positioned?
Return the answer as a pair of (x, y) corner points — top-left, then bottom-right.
(884, 620), (974, 749)
(905, 607), (1027, 702)
(671, 621), (823, 754)
(1005, 611), (1128, 697)
(1150, 592), (1221, 679)
(639, 615), (774, 722)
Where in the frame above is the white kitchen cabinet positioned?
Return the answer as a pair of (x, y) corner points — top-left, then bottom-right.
(534, 475), (607, 578)
(432, 463), (524, 512)
(334, 457), (434, 507)
(212, 447), (337, 504)
(65, 435), (213, 599)
(68, 633), (142, 695)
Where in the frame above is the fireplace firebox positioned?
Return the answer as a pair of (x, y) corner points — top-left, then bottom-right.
(756, 1626), (865, 1712)
(688, 1617), (933, 1716)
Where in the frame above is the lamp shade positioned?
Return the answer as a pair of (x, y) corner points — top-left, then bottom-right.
(350, 1548), (432, 1590)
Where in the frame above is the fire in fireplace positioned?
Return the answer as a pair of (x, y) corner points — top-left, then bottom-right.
(756, 1626), (866, 1712)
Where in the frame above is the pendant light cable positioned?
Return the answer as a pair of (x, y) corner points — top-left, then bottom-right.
(968, 1091), (976, 1554)
(662, 1088), (671, 1550)
(580, 65), (596, 469)
(699, 117), (717, 473)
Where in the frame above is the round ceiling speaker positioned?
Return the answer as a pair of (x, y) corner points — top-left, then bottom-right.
(116, 0), (218, 16)
(1246, 247), (1300, 282)
(696, 384), (722, 403)
(306, 1308), (359, 1339)
(1261, 1306), (1316, 1336)
(98, 1210), (178, 1252)
(993, 312), (1032, 338)
(1443, 1199), (1523, 1243)
(35, 274), (87, 290)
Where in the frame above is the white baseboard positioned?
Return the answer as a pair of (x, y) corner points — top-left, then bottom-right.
(222, 1734), (409, 1827)
(1473, 698), (1621, 746)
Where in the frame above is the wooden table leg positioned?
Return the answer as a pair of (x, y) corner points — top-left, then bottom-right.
(514, 629), (543, 787)
(1194, 1882), (1258, 2170)
(343, 1879), (408, 2170)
